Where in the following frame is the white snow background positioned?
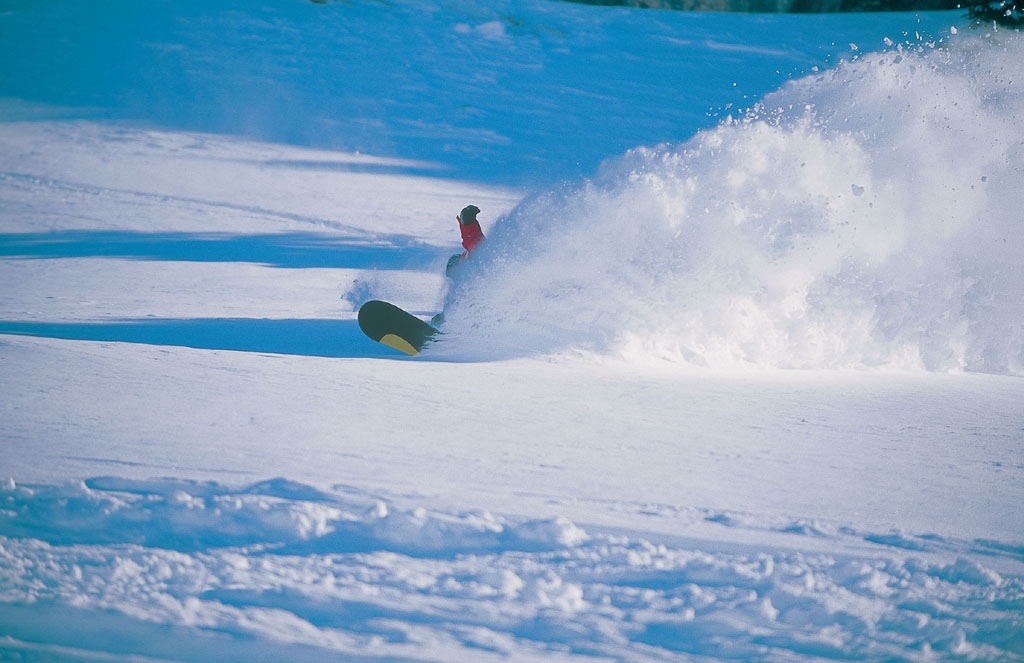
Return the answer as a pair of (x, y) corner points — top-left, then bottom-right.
(1, 0), (1023, 660)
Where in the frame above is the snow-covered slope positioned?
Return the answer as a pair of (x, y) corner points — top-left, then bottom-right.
(0, 0), (960, 184)
(1, 0), (1022, 661)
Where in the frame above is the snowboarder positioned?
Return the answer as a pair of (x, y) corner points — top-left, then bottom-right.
(431, 205), (485, 327)
(446, 204), (485, 276)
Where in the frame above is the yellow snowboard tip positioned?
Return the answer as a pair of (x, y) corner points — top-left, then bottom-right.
(380, 333), (419, 356)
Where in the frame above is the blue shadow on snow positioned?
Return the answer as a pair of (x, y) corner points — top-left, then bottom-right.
(0, 318), (410, 359)
(0, 230), (440, 270)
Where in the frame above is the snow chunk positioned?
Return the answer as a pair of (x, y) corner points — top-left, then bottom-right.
(453, 21), (508, 41)
(935, 558), (1003, 587)
(507, 516), (589, 550)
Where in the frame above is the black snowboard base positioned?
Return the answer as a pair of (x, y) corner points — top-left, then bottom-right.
(357, 300), (439, 356)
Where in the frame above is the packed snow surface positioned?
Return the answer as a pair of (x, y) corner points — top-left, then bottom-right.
(1, 0), (1023, 661)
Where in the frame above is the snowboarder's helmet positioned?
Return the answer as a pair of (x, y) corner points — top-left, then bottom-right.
(460, 205), (480, 224)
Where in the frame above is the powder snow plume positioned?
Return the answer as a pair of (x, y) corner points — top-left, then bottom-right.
(438, 33), (1024, 373)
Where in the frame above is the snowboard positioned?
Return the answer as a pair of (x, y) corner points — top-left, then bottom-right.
(357, 300), (439, 356)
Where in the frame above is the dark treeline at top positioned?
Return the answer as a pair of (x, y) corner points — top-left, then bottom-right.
(562, 0), (1023, 21)
(303, 0), (1024, 26)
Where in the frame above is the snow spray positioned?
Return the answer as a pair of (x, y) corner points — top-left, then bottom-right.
(441, 33), (1024, 373)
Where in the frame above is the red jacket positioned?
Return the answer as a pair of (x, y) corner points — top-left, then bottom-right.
(460, 218), (485, 256)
